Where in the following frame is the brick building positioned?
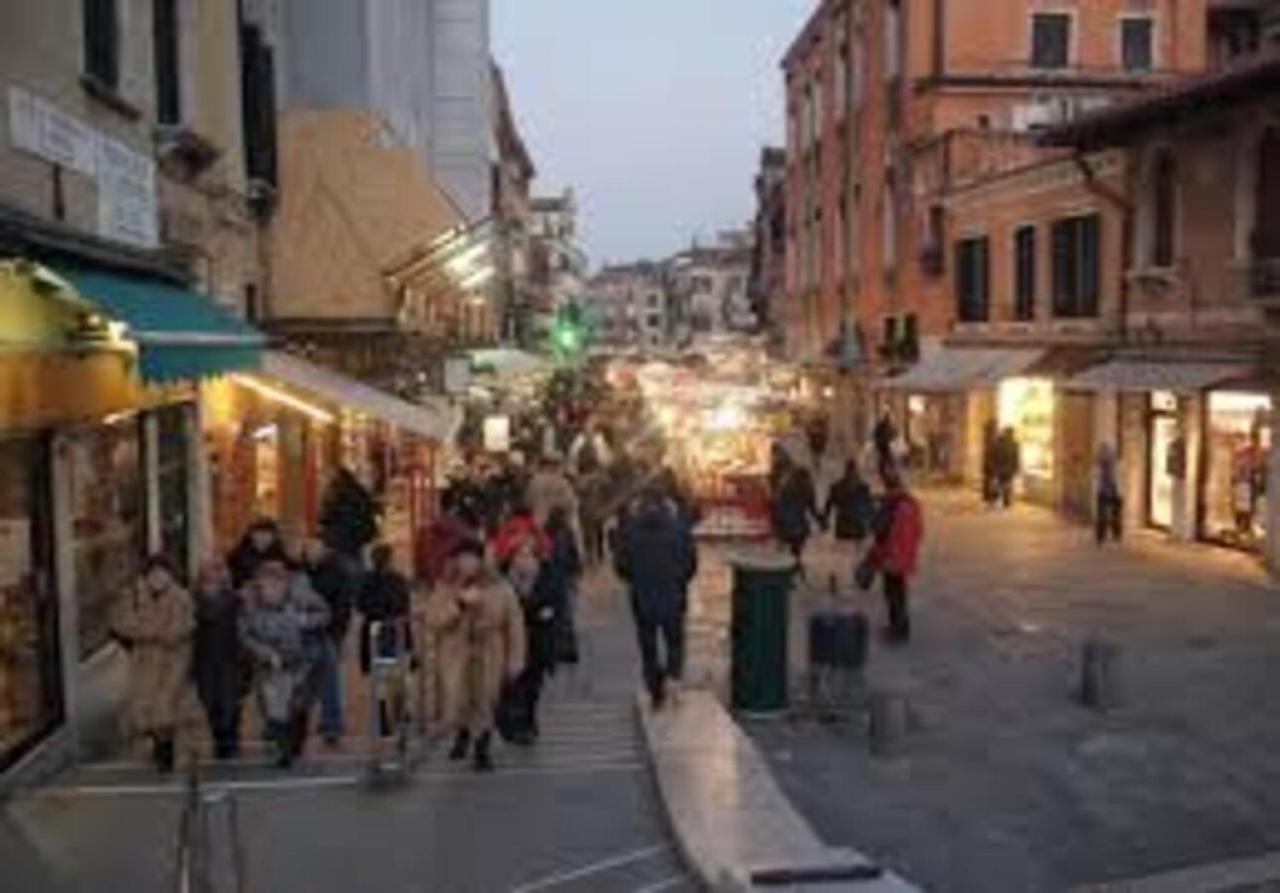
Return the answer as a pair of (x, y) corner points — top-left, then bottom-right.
(749, 147), (788, 347)
(781, 0), (1213, 371)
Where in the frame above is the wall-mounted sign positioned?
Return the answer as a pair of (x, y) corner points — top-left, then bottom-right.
(443, 356), (472, 396)
(8, 86), (158, 250)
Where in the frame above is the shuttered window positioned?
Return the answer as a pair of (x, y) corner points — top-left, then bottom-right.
(83, 0), (120, 89)
(1121, 18), (1154, 72)
(1031, 13), (1071, 69)
(154, 0), (181, 124)
(955, 237), (991, 323)
(1052, 214), (1101, 318)
(1151, 150), (1176, 268)
(1014, 225), (1037, 321)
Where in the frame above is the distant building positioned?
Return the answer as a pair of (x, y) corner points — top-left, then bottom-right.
(587, 262), (668, 347)
(527, 190), (589, 337)
(490, 61), (537, 346)
(749, 147), (788, 346)
(668, 231), (755, 337)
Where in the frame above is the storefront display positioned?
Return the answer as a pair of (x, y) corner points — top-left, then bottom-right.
(68, 418), (145, 658)
(1147, 391), (1180, 530)
(0, 437), (61, 771)
(1204, 391), (1272, 550)
(154, 405), (192, 576)
(997, 378), (1056, 482)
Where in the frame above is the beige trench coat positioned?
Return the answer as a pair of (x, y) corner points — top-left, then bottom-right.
(426, 575), (526, 733)
(110, 583), (196, 736)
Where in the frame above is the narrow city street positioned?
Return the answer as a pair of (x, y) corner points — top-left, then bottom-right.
(1, 573), (689, 893)
(686, 490), (1280, 893)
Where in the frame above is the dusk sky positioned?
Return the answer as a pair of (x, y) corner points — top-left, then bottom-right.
(493, 0), (815, 269)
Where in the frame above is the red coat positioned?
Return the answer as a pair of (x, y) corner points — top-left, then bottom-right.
(869, 493), (924, 578)
(491, 513), (552, 566)
(417, 515), (478, 584)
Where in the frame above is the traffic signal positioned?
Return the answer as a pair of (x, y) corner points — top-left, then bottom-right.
(551, 303), (586, 356)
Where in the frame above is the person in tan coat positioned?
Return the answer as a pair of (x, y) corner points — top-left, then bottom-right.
(426, 540), (525, 772)
(110, 555), (197, 773)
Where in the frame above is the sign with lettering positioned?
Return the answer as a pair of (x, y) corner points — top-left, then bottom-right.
(97, 135), (159, 249)
(7, 86), (159, 250)
(7, 85), (98, 177)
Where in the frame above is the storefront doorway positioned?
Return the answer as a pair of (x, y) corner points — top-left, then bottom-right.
(997, 377), (1056, 504)
(1147, 391), (1180, 531)
(1202, 391), (1272, 551)
(0, 436), (62, 771)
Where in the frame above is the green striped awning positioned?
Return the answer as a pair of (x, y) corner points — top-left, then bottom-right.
(58, 266), (265, 384)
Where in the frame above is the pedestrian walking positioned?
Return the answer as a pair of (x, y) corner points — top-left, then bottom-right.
(302, 539), (353, 746)
(499, 542), (557, 745)
(770, 452), (824, 577)
(192, 557), (245, 761)
(227, 518), (289, 590)
(981, 419), (999, 507)
(426, 540), (526, 773)
(527, 455), (581, 545)
(543, 505), (583, 663)
(111, 555), (197, 773)
(318, 466), (381, 581)
(824, 458), (877, 569)
(992, 427), (1022, 509)
(1095, 442), (1124, 546)
(615, 486), (698, 710)
(859, 469), (924, 644)
(873, 411), (898, 479)
(357, 544), (414, 740)
(577, 463), (610, 568)
(239, 559), (330, 767)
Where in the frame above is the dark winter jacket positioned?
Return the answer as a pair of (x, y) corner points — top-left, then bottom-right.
(227, 536), (290, 591)
(992, 434), (1022, 482)
(615, 495), (697, 624)
(306, 555), (354, 643)
(319, 471), (381, 558)
(824, 475), (876, 541)
(771, 465), (822, 545)
(193, 587), (245, 705)
(357, 567), (412, 674)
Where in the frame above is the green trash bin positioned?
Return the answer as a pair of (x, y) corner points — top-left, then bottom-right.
(729, 552), (794, 714)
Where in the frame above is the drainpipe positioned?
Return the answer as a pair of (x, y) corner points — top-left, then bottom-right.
(1073, 152), (1134, 343)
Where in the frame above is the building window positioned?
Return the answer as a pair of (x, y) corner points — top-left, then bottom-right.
(1031, 12), (1071, 69)
(835, 46), (849, 121)
(1014, 225), (1037, 321)
(1052, 214), (1101, 318)
(1253, 127), (1280, 262)
(955, 237), (991, 322)
(1150, 149), (1177, 268)
(82, 0), (120, 89)
(883, 315), (899, 351)
(883, 173), (898, 275)
(240, 22), (279, 188)
(1121, 17), (1155, 72)
(851, 32), (866, 112)
(902, 313), (920, 360)
(884, 0), (902, 79)
(154, 0), (181, 124)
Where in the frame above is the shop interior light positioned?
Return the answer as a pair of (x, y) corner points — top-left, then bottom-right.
(230, 374), (336, 425)
(459, 265), (496, 291)
(446, 241), (491, 277)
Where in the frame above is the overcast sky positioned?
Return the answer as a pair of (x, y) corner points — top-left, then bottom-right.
(492, 0), (815, 269)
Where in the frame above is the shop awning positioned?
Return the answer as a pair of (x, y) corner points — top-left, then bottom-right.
(1066, 359), (1253, 393)
(884, 347), (1045, 392)
(58, 266), (264, 383)
(260, 351), (459, 441)
(469, 348), (552, 380)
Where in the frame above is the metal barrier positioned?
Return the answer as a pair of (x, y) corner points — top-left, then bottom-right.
(173, 770), (248, 893)
(365, 613), (430, 779)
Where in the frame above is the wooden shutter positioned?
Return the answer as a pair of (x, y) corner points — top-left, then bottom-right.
(1254, 128), (1280, 260)
(83, 0), (119, 88)
(154, 0), (181, 124)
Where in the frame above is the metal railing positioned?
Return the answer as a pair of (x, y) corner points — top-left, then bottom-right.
(365, 613), (431, 779)
(173, 770), (248, 893)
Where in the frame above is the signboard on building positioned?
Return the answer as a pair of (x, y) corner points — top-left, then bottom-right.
(7, 86), (159, 250)
(97, 136), (159, 249)
(443, 356), (473, 395)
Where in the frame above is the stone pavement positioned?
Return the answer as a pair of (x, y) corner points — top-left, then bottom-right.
(1, 570), (692, 893)
(687, 490), (1280, 893)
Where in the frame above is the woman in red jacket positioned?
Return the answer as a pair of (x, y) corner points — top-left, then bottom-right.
(861, 469), (924, 644)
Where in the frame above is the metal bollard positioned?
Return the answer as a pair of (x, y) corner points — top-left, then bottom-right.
(868, 690), (910, 758)
(1078, 638), (1122, 710)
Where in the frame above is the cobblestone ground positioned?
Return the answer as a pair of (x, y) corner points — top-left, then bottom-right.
(688, 489), (1280, 893)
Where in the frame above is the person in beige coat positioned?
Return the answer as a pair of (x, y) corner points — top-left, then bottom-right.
(426, 540), (525, 772)
(110, 555), (197, 773)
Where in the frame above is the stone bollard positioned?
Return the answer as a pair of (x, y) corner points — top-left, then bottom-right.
(868, 690), (910, 758)
(1078, 638), (1123, 710)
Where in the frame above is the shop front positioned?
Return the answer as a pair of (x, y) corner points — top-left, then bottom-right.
(205, 352), (456, 573)
(996, 377), (1058, 506)
(1202, 390), (1272, 551)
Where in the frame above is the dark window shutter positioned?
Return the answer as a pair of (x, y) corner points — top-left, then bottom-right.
(1014, 225), (1037, 321)
(1081, 215), (1101, 316)
(1052, 219), (1073, 317)
(1254, 128), (1280, 260)
(83, 0), (119, 88)
(1151, 151), (1176, 267)
(1122, 18), (1154, 72)
(239, 23), (278, 188)
(1032, 14), (1070, 69)
(154, 0), (181, 124)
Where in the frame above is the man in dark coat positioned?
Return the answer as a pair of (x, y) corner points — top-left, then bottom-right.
(615, 486), (698, 709)
(303, 539), (354, 745)
(991, 427), (1022, 509)
(770, 453), (823, 577)
(227, 518), (289, 590)
(319, 467), (381, 568)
